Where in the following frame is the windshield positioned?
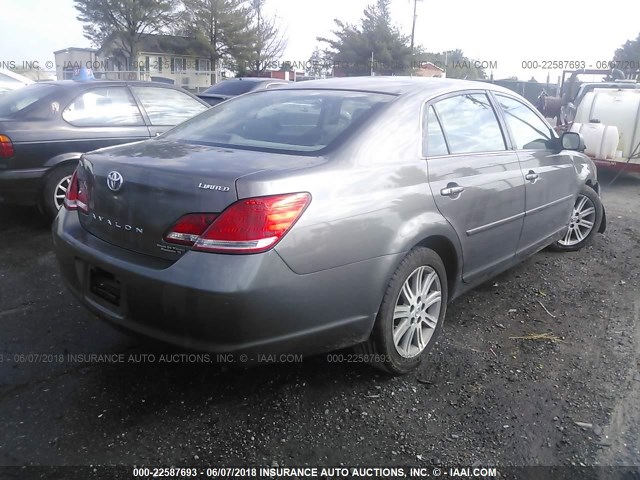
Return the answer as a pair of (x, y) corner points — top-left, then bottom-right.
(202, 80), (264, 96)
(0, 83), (57, 117)
(163, 89), (394, 154)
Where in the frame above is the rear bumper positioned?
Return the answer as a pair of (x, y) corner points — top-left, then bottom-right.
(52, 209), (398, 356)
(0, 167), (48, 206)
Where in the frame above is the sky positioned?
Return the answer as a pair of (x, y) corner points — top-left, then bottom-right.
(1, 0), (639, 83)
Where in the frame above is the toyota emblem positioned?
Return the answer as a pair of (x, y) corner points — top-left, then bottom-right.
(107, 171), (124, 192)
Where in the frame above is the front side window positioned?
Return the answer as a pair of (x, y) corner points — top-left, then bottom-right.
(434, 93), (506, 154)
(495, 94), (554, 150)
(162, 89), (394, 154)
(422, 105), (449, 156)
(132, 87), (208, 126)
(62, 87), (144, 126)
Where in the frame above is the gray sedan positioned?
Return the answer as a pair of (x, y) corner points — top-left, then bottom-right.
(52, 77), (605, 374)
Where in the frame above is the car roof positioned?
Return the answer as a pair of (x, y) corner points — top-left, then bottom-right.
(285, 76), (514, 97)
(47, 79), (185, 88)
(225, 77), (288, 83)
(30, 80), (209, 105)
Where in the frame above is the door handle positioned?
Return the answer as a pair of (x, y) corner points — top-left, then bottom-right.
(440, 186), (465, 197)
(525, 171), (539, 182)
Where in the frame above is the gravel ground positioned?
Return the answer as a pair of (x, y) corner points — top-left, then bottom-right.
(0, 170), (639, 471)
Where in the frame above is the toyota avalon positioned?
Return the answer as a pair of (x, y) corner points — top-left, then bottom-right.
(52, 77), (605, 374)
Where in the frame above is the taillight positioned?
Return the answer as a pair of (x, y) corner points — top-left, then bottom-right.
(164, 192), (311, 254)
(0, 135), (14, 158)
(63, 169), (89, 213)
(164, 213), (218, 245)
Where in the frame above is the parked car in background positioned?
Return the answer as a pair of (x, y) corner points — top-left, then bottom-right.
(53, 77), (605, 374)
(197, 77), (289, 106)
(0, 69), (34, 95)
(0, 80), (208, 218)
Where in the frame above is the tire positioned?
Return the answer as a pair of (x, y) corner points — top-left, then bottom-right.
(549, 185), (603, 252)
(41, 163), (77, 221)
(356, 247), (448, 375)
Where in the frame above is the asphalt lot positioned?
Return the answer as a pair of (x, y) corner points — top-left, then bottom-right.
(1, 170), (639, 471)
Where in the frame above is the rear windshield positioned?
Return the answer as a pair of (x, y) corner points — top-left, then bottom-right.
(202, 80), (260, 96)
(0, 83), (57, 117)
(162, 89), (394, 153)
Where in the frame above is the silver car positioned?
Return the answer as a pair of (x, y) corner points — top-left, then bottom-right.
(52, 77), (605, 374)
(0, 68), (33, 95)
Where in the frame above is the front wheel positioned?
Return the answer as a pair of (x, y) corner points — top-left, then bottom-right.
(550, 185), (603, 252)
(357, 247), (448, 375)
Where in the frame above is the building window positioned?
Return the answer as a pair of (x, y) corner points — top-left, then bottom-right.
(172, 57), (186, 73)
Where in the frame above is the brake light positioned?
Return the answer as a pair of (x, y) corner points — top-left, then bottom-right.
(164, 193), (311, 254)
(0, 135), (14, 158)
(63, 169), (89, 213)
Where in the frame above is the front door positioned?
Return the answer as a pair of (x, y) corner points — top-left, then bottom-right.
(492, 94), (576, 255)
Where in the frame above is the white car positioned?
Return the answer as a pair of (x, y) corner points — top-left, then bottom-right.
(0, 69), (34, 95)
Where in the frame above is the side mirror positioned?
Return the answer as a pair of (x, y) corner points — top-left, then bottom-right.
(561, 131), (585, 152)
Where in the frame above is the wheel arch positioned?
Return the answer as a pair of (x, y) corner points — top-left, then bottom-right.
(39, 154), (82, 188)
(413, 234), (461, 300)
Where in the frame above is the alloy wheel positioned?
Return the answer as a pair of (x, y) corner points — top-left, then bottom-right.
(53, 175), (72, 211)
(393, 265), (442, 358)
(558, 194), (596, 247)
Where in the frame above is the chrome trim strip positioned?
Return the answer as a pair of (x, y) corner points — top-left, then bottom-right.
(525, 194), (573, 216)
(466, 211), (525, 236)
(466, 194), (573, 236)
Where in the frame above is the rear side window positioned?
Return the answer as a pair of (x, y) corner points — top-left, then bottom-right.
(434, 93), (506, 154)
(0, 83), (56, 117)
(202, 80), (258, 96)
(63, 87), (144, 126)
(162, 89), (394, 154)
(423, 106), (449, 156)
(132, 86), (207, 126)
(495, 94), (554, 150)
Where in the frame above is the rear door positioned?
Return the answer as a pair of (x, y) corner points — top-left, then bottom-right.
(130, 86), (208, 136)
(424, 91), (526, 283)
(61, 86), (150, 149)
(492, 93), (576, 254)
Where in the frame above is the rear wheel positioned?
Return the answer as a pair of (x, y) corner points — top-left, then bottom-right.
(550, 185), (603, 252)
(41, 164), (77, 220)
(357, 247), (448, 375)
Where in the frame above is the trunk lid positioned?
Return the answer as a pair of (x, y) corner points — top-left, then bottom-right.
(76, 139), (314, 260)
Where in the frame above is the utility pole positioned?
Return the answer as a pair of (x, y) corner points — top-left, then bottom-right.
(410, 0), (420, 52)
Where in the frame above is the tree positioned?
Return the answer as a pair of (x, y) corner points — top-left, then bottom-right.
(241, 0), (287, 76)
(74, 0), (179, 71)
(613, 32), (640, 73)
(181, 0), (254, 83)
(306, 46), (332, 78)
(318, 0), (412, 76)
